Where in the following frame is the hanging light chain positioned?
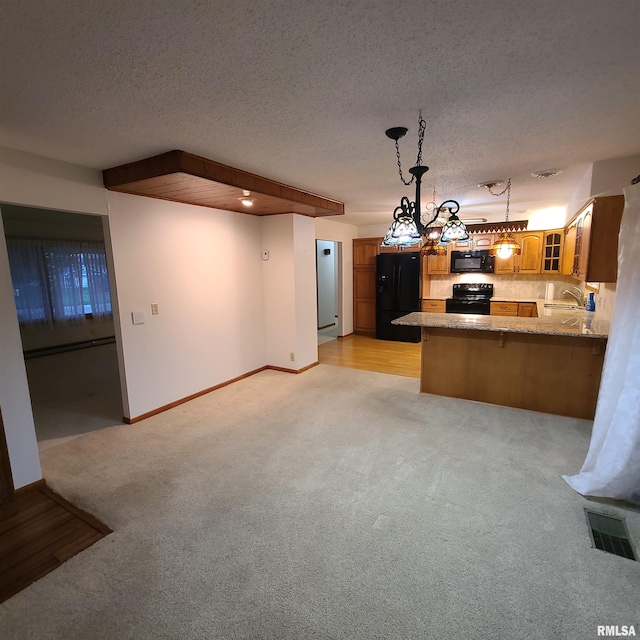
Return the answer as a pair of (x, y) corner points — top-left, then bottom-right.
(394, 111), (427, 186)
(487, 178), (512, 223)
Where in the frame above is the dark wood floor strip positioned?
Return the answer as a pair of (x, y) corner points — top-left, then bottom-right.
(0, 482), (110, 604)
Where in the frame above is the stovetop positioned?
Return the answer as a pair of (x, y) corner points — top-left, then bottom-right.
(450, 283), (494, 300)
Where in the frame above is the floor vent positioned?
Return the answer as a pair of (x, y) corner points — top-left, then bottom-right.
(585, 510), (637, 561)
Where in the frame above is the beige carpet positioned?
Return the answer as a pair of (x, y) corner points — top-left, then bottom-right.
(1, 364), (639, 639)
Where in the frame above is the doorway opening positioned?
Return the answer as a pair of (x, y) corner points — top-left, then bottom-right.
(1, 204), (124, 452)
(316, 240), (342, 345)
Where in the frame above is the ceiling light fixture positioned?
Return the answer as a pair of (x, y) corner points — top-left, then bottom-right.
(483, 179), (522, 259)
(239, 190), (255, 207)
(382, 112), (467, 247)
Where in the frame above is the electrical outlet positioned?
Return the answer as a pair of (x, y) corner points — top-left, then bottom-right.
(151, 303), (159, 315)
(290, 352), (295, 361)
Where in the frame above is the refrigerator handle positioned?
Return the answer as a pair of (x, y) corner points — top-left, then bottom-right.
(396, 264), (402, 299)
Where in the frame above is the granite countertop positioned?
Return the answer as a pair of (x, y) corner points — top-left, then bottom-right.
(394, 299), (609, 338)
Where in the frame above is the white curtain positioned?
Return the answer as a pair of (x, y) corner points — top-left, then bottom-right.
(45, 241), (86, 324)
(6, 238), (50, 325)
(82, 241), (113, 321)
(6, 238), (113, 326)
(563, 183), (640, 504)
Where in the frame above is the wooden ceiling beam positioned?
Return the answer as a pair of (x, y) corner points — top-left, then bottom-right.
(102, 150), (344, 218)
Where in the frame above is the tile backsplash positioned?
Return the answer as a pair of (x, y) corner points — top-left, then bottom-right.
(428, 274), (586, 302)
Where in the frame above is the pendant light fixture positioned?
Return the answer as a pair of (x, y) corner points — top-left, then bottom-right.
(382, 112), (467, 247)
(482, 178), (521, 259)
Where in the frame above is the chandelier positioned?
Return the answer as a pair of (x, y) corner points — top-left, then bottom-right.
(381, 112), (468, 247)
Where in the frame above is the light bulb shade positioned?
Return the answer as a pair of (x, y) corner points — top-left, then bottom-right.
(490, 232), (521, 258)
(381, 196), (421, 247)
(381, 213), (421, 246)
(439, 213), (469, 243)
(422, 238), (447, 256)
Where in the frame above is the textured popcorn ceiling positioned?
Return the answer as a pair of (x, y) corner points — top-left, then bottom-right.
(1, 0), (639, 226)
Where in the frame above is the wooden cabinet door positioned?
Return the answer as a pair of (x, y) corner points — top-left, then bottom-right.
(562, 223), (577, 275)
(472, 234), (494, 251)
(541, 230), (564, 274)
(490, 301), (519, 316)
(577, 207), (593, 280)
(354, 268), (375, 301)
(427, 252), (449, 275)
(493, 233), (522, 275)
(353, 238), (381, 336)
(353, 238), (380, 267)
(518, 231), (543, 274)
(421, 299), (446, 313)
(354, 300), (376, 334)
(518, 302), (538, 317)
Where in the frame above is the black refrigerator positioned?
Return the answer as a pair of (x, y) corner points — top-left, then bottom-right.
(375, 253), (421, 343)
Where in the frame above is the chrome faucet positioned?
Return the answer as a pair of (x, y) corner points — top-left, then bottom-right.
(562, 285), (585, 307)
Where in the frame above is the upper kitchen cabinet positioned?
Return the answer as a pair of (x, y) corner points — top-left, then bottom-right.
(471, 233), (495, 252)
(541, 229), (564, 274)
(426, 244), (449, 274)
(353, 238), (379, 267)
(493, 231), (544, 274)
(562, 196), (624, 283)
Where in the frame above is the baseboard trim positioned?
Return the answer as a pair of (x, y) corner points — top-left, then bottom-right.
(267, 361), (319, 374)
(338, 333), (354, 339)
(124, 366), (269, 424)
(13, 478), (47, 498)
(123, 361), (320, 424)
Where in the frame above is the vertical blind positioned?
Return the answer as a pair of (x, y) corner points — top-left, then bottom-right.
(6, 238), (113, 326)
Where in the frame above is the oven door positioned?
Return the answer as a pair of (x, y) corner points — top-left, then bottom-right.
(445, 299), (491, 315)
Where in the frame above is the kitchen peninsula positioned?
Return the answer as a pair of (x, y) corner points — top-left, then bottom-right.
(393, 302), (609, 419)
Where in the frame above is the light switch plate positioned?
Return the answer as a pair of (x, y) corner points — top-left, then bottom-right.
(132, 311), (145, 325)
(151, 303), (159, 315)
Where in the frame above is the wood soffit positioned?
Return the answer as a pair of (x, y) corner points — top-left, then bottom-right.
(102, 150), (344, 218)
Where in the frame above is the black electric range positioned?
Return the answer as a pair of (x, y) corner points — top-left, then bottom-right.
(445, 283), (494, 315)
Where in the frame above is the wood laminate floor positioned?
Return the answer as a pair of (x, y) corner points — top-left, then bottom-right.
(0, 484), (110, 604)
(318, 335), (420, 378)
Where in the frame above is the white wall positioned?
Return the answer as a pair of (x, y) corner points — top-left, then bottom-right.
(315, 217), (358, 335)
(262, 214), (318, 370)
(0, 212), (41, 488)
(358, 223), (390, 238)
(293, 215), (318, 367)
(591, 154), (640, 199)
(262, 215), (296, 368)
(316, 240), (336, 328)
(106, 191), (267, 419)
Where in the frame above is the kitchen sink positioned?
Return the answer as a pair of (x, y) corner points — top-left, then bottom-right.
(544, 302), (581, 309)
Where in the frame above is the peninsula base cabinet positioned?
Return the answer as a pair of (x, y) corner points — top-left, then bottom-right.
(419, 327), (605, 419)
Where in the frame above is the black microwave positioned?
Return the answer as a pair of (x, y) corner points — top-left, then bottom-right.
(450, 250), (495, 273)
